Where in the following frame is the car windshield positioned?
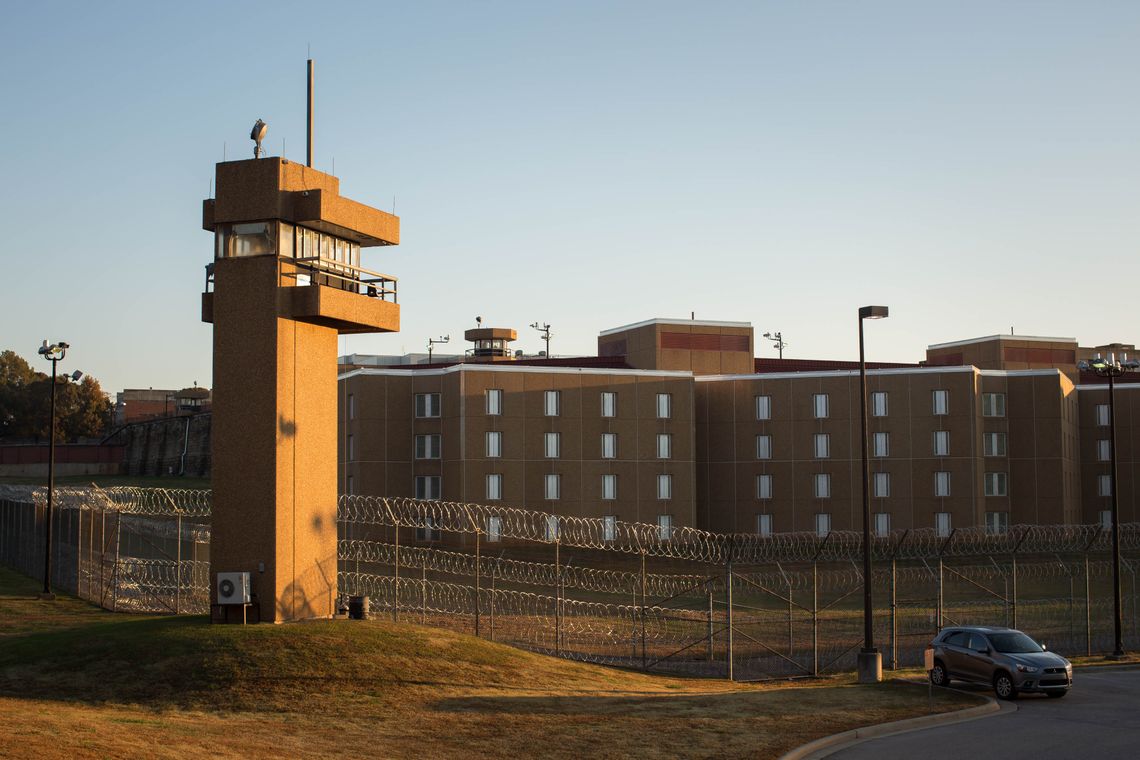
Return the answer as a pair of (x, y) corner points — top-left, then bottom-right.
(989, 632), (1044, 653)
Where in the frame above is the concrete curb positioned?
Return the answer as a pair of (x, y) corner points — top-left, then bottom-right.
(777, 684), (1005, 760)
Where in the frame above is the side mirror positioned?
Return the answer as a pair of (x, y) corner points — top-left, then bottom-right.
(1041, 643), (1048, 651)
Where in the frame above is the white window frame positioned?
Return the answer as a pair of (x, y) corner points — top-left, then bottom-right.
(934, 471), (951, 497)
(982, 393), (1006, 417)
(348, 393), (355, 420)
(756, 513), (773, 537)
(873, 472), (890, 498)
(545, 514), (560, 540)
(756, 434), (772, 460)
(815, 512), (831, 537)
(486, 388), (503, 416)
(485, 431), (502, 458)
(874, 512), (890, 538)
(415, 392), (440, 418)
(984, 432), (1007, 457)
(544, 473), (561, 501)
(415, 433), (441, 460)
(814, 473), (830, 499)
(656, 393), (672, 419)
(1098, 474), (1113, 497)
(602, 474), (617, 501)
(1097, 440), (1111, 462)
(657, 514), (674, 541)
(1099, 510), (1113, 530)
(813, 433), (830, 459)
(657, 474), (673, 500)
(755, 395), (772, 421)
(602, 515), (617, 542)
(935, 511), (952, 537)
(486, 473), (502, 501)
(487, 515), (502, 542)
(544, 390), (560, 417)
(984, 472), (1008, 497)
(873, 432), (889, 458)
(1096, 404), (1111, 427)
(544, 432), (561, 459)
(601, 391), (617, 418)
(932, 389), (949, 416)
(416, 515), (439, 542)
(813, 393), (829, 419)
(933, 430), (950, 457)
(871, 391), (888, 418)
(414, 475), (441, 501)
(601, 432), (618, 459)
(985, 511), (1010, 535)
(756, 474), (772, 500)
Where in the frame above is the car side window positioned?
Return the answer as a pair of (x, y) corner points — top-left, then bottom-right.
(944, 631), (967, 647)
(967, 633), (988, 652)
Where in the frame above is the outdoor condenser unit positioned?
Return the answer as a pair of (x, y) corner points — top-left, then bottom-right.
(216, 572), (251, 605)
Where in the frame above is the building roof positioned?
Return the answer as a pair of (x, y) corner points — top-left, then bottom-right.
(598, 317), (752, 337)
(927, 334), (1076, 351)
(753, 358), (919, 373)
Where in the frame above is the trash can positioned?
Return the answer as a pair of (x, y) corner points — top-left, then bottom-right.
(348, 595), (370, 620)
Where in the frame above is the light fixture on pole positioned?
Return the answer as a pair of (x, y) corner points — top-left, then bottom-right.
(35, 340), (75, 599)
(531, 322), (552, 357)
(427, 335), (450, 363)
(857, 305), (888, 684)
(1077, 352), (1138, 658)
(762, 331), (788, 359)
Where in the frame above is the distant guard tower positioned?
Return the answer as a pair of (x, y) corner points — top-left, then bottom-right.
(202, 145), (399, 622)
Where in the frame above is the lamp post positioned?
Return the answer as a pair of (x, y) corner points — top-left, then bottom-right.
(1079, 352), (1139, 658)
(35, 340), (71, 598)
(857, 306), (888, 683)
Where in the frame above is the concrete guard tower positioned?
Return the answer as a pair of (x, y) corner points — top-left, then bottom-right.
(202, 156), (399, 622)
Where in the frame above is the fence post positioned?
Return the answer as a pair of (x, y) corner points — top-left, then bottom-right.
(555, 537), (562, 657)
(474, 527), (481, 637)
(421, 557), (427, 625)
(76, 504), (83, 601)
(640, 550), (647, 671)
(726, 559), (734, 681)
(890, 557), (897, 670)
(1085, 549), (1093, 657)
(812, 558), (819, 676)
(111, 510), (121, 612)
(175, 511), (182, 615)
(99, 507), (107, 608)
(937, 556), (944, 631)
(707, 582), (714, 663)
(490, 558), (496, 642)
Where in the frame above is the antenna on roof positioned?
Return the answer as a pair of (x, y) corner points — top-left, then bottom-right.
(306, 58), (314, 168)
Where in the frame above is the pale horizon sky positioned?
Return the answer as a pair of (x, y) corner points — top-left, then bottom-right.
(3, 2), (1139, 394)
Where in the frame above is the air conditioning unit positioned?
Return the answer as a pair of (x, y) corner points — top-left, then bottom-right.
(216, 572), (251, 605)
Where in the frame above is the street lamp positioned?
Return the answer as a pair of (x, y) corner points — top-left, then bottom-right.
(762, 331), (788, 359)
(1078, 352), (1139, 658)
(36, 340), (80, 598)
(531, 322), (552, 357)
(857, 305), (888, 684)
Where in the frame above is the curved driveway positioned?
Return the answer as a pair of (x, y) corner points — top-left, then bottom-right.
(831, 669), (1140, 760)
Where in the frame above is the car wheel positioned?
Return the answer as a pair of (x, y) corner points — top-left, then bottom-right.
(994, 672), (1018, 700)
(1046, 690), (1068, 699)
(930, 660), (950, 687)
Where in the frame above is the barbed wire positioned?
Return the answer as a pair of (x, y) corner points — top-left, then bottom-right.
(35, 486), (211, 517)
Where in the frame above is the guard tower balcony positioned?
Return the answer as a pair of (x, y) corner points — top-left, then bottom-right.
(465, 327), (518, 361)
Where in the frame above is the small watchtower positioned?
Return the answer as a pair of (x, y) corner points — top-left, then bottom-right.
(464, 327), (518, 361)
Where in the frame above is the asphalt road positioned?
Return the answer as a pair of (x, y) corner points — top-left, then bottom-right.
(831, 669), (1140, 760)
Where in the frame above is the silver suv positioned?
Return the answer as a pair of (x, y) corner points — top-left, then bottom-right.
(929, 626), (1072, 700)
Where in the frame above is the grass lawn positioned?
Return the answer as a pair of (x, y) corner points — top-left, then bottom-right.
(0, 567), (982, 760)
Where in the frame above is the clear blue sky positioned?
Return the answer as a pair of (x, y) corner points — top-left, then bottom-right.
(3, 1), (1139, 394)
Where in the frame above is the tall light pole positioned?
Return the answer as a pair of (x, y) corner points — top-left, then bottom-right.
(762, 331), (787, 359)
(427, 335), (449, 363)
(857, 306), (888, 683)
(1079, 353), (1138, 658)
(35, 340), (72, 598)
(531, 322), (552, 357)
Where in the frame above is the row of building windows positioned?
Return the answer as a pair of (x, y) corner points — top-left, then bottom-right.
(402, 391), (676, 419)
(749, 430), (1007, 459)
(750, 470), (1008, 499)
(411, 473), (675, 503)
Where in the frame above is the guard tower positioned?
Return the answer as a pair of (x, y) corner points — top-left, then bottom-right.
(464, 327), (518, 361)
(202, 156), (399, 622)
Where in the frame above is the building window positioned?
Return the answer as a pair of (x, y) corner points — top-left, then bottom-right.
(657, 514), (674, 541)
(932, 390), (949, 416)
(486, 431), (502, 458)
(813, 393), (829, 419)
(873, 472), (890, 498)
(414, 475), (441, 501)
(871, 391), (888, 417)
(346, 434), (354, 461)
(657, 474), (672, 500)
(601, 433), (618, 459)
(755, 395), (772, 421)
(984, 472), (1008, 497)
(757, 474), (773, 500)
(935, 512), (952, 537)
(813, 433), (830, 459)
(1098, 475), (1113, 497)
(656, 393), (672, 419)
(487, 515), (502, 542)
(544, 390), (560, 417)
(1099, 510), (1112, 530)
(1097, 440), (1111, 462)
(934, 471), (951, 497)
(933, 430), (950, 457)
(815, 512), (831, 537)
(348, 393), (355, 420)
(416, 515), (439, 542)
(602, 474), (617, 500)
(545, 514), (560, 540)
(982, 393), (1006, 417)
(601, 391), (617, 418)
(756, 513), (773, 537)
(657, 433), (672, 459)
(486, 388), (503, 416)
(755, 435), (772, 460)
(415, 392), (440, 418)
(814, 473), (830, 499)
(603, 515), (617, 542)
(346, 475), (354, 495)
(873, 432), (889, 458)
(415, 434), (441, 460)
(874, 512), (890, 537)
(544, 432), (561, 458)
(984, 432), (1007, 457)
(544, 474), (561, 501)
(1096, 404), (1110, 427)
(985, 511), (1010, 535)
(486, 474), (502, 501)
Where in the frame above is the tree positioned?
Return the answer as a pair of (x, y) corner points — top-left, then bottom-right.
(0, 350), (111, 442)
